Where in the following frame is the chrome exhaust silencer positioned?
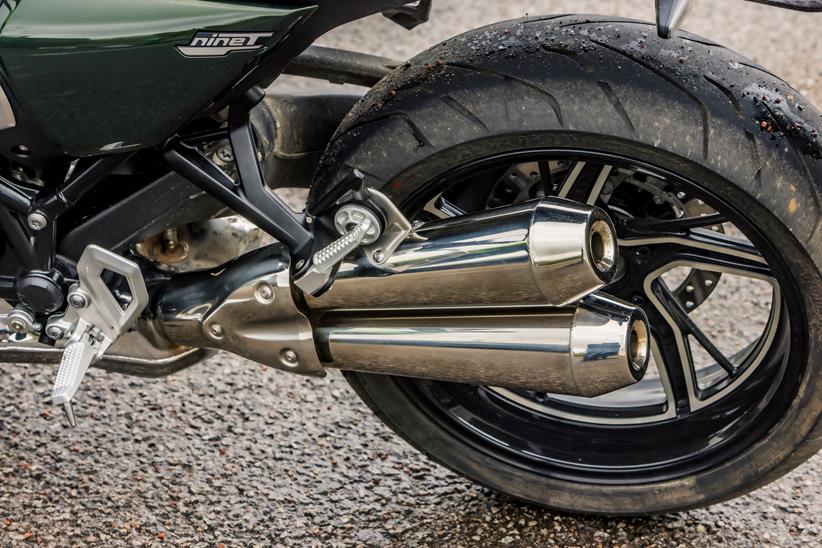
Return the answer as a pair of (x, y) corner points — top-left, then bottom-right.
(308, 198), (618, 310)
(158, 198), (648, 397)
(316, 293), (649, 397)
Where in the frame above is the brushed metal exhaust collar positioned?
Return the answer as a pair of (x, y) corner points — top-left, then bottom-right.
(159, 246), (324, 377)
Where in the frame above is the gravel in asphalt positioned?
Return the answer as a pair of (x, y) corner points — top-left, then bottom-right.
(1, 356), (818, 546)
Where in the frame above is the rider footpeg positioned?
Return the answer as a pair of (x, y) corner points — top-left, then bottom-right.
(52, 335), (102, 404)
(47, 245), (149, 427)
(53, 334), (102, 427)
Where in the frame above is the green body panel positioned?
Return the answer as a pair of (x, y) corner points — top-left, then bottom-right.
(0, 0), (315, 156)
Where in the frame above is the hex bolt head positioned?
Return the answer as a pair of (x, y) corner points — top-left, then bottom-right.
(26, 212), (48, 231)
(68, 292), (88, 309)
(9, 319), (26, 333)
(209, 323), (225, 339)
(46, 326), (64, 339)
(255, 282), (274, 303)
(373, 250), (385, 263)
(280, 349), (299, 368)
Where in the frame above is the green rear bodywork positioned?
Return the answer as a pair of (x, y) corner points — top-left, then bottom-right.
(0, 0), (316, 156)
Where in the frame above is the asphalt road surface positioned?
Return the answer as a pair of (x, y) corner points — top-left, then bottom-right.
(2, 1), (821, 546)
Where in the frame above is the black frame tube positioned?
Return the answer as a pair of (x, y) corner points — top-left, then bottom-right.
(0, 206), (36, 268)
(164, 88), (314, 260)
(34, 153), (132, 219)
(0, 174), (32, 213)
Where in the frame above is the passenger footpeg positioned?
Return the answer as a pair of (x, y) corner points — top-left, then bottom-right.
(295, 187), (412, 295)
(294, 217), (375, 295)
(47, 245), (149, 427)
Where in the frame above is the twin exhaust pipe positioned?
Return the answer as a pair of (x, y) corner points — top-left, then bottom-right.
(159, 198), (650, 398)
(316, 293), (648, 397)
(306, 198), (619, 309)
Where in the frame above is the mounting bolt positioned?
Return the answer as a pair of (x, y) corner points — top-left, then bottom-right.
(26, 212), (48, 231)
(255, 282), (274, 303)
(280, 349), (299, 368)
(68, 292), (88, 309)
(46, 325), (65, 340)
(215, 145), (234, 164)
(373, 250), (385, 263)
(9, 319), (27, 333)
(7, 308), (35, 334)
(209, 323), (225, 339)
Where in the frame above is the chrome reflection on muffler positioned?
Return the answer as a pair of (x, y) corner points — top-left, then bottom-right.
(308, 197), (617, 310)
(317, 293), (649, 397)
(157, 196), (646, 397)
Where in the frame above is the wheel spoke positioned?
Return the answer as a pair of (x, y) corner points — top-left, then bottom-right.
(621, 228), (770, 279)
(557, 161), (586, 198)
(650, 279), (737, 376)
(557, 162), (613, 206)
(623, 212), (727, 232)
(586, 165), (613, 205)
(538, 160), (553, 196)
(644, 311), (695, 416)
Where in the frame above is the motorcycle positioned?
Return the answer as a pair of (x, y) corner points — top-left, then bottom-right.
(0, 0), (820, 516)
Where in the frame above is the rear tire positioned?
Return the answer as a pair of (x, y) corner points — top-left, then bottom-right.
(310, 15), (822, 515)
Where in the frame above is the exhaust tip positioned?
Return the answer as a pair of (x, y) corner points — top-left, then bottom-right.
(528, 199), (621, 306)
(569, 294), (651, 395)
(589, 219), (617, 274)
(628, 318), (650, 374)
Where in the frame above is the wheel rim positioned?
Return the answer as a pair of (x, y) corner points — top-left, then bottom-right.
(389, 148), (804, 483)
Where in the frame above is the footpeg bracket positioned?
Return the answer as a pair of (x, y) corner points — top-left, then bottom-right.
(47, 245), (149, 426)
(295, 187), (412, 295)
